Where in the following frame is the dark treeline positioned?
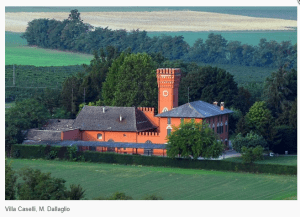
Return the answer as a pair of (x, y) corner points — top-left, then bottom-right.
(21, 9), (297, 69)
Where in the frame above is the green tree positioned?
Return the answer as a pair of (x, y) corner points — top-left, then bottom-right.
(178, 66), (238, 107)
(241, 146), (264, 164)
(5, 99), (50, 154)
(67, 184), (86, 200)
(5, 159), (17, 200)
(102, 52), (158, 109)
(167, 121), (223, 159)
(228, 107), (243, 135)
(232, 131), (268, 153)
(17, 168), (68, 200)
(245, 101), (274, 141)
(263, 68), (297, 117)
(60, 73), (84, 117)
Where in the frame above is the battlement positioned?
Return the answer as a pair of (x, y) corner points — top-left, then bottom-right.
(137, 107), (155, 112)
(138, 131), (160, 136)
(156, 68), (181, 75)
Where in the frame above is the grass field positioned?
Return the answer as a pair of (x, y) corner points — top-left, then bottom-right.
(8, 158), (297, 200)
(224, 156), (297, 166)
(5, 32), (93, 66)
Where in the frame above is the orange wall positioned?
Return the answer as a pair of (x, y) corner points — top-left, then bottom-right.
(61, 129), (81, 140)
(81, 130), (137, 143)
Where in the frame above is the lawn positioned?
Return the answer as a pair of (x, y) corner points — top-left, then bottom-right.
(8, 158), (297, 200)
(224, 156), (297, 166)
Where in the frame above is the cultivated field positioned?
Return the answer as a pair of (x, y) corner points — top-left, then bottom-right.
(5, 11), (297, 32)
(8, 159), (297, 200)
(5, 32), (93, 66)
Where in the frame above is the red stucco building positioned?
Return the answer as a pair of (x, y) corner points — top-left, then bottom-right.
(25, 68), (233, 156)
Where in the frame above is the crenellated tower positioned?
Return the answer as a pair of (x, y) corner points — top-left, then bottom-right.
(156, 68), (181, 114)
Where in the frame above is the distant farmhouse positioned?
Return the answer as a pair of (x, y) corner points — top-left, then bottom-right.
(24, 68), (233, 156)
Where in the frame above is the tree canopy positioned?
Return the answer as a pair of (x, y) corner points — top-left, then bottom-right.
(102, 52), (158, 109)
(178, 66), (238, 108)
(167, 120), (224, 159)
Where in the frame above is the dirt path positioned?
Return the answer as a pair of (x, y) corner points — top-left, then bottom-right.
(5, 11), (297, 32)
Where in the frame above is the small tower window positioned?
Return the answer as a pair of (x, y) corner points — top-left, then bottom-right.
(167, 129), (172, 136)
(97, 133), (102, 140)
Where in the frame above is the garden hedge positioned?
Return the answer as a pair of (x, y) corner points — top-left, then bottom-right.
(11, 144), (297, 175)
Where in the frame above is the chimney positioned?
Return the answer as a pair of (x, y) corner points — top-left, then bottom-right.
(120, 115), (122, 122)
(103, 107), (105, 113)
(213, 101), (218, 106)
(220, 102), (224, 111)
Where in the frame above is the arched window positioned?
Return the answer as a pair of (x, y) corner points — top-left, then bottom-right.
(162, 107), (168, 113)
(145, 140), (152, 144)
(108, 139), (114, 142)
(97, 133), (102, 140)
(221, 122), (223, 134)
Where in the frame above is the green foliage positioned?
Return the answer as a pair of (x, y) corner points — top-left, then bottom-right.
(167, 121), (223, 159)
(178, 66), (238, 107)
(241, 146), (264, 164)
(67, 184), (86, 200)
(17, 168), (68, 200)
(263, 68), (297, 116)
(102, 52), (158, 109)
(245, 101), (276, 145)
(21, 10), (296, 68)
(10, 144), (297, 175)
(271, 125), (297, 154)
(232, 131), (268, 153)
(5, 159), (17, 200)
(5, 99), (50, 154)
(228, 107), (243, 135)
(67, 146), (78, 161)
(5, 65), (84, 101)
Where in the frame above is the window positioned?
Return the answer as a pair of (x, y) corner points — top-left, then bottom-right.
(97, 133), (102, 140)
(168, 118), (171, 124)
(145, 140), (152, 144)
(225, 121), (228, 133)
(167, 129), (172, 136)
(212, 124), (215, 132)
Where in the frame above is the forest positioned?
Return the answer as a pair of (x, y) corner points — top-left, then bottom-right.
(21, 9), (297, 69)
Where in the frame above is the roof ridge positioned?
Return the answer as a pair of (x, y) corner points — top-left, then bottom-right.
(188, 102), (204, 116)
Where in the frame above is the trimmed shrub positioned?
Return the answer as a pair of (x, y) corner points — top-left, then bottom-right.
(241, 146), (264, 163)
(232, 131), (268, 153)
(10, 144), (297, 175)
